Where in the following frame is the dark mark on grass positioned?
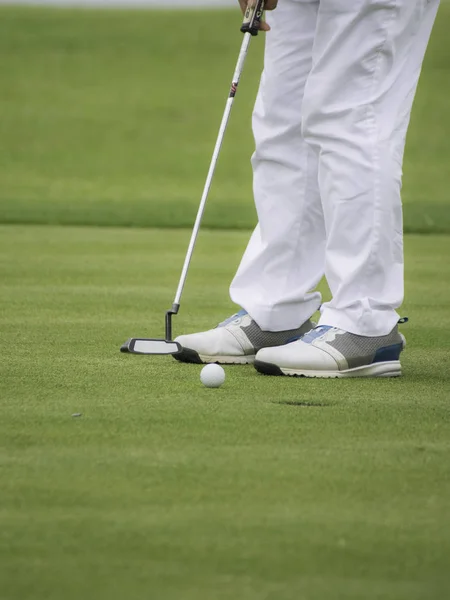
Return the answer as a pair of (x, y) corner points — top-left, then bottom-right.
(277, 401), (329, 408)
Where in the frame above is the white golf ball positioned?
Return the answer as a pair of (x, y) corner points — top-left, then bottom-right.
(200, 364), (225, 388)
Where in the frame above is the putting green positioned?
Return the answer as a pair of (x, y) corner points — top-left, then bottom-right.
(1, 225), (449, 600)
(0, 6), (449, 232)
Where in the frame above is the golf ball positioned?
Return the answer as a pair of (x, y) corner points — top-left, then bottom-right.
(200, 364), (225, 388)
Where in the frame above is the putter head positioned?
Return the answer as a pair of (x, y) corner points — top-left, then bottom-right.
(120, 338), (182, 355)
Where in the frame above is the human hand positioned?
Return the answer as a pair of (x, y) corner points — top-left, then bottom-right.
(238, 0), (278, 32)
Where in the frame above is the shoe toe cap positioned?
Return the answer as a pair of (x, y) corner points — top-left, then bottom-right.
(175, 328), (244, 357)
(256, 341), (339, 371)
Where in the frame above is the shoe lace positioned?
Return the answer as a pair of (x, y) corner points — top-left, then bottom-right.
(217, 309), (248, 328)
(285, 325), (333, 344)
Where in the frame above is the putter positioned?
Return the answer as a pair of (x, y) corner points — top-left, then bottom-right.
(121, 0), (265, 356)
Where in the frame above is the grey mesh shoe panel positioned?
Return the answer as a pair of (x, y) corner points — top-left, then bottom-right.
(241, 319), (314, 352)
(326, 327), (403, 369)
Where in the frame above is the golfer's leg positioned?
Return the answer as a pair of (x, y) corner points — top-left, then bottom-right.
(302, 0), (440, 336)
(230, 0), (323, 332)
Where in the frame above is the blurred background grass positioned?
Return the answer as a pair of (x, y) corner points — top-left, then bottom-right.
(0, 5), (449, 233)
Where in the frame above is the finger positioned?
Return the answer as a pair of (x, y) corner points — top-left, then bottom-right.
(260, 21), (271, 31)
(264, 0), (278, 10)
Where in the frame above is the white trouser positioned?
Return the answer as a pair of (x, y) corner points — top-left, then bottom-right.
(230, 0), (439, 336)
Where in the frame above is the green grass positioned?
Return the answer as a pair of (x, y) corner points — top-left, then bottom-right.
(1, 225), (449, 600)
(0, 6), (449, 233)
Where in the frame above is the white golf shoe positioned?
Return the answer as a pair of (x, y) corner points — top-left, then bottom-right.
(254, 324), (407, 378)
(174, 310), (315, 364)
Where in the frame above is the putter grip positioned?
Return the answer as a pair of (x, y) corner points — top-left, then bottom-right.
(240, 0), (265, 36)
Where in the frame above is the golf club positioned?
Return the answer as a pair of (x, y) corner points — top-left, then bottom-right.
(121, 0), (265, 356)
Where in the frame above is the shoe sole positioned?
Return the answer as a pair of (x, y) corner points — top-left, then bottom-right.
(254, 360), (402, 378)
(174, 347), (255, 365)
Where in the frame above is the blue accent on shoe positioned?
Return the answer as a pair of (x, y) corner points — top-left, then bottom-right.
(301, 325), (333, 344)
(372, 343), (403, 363)
(286, 325), (332, 345)
(218, 309), (248, 328)
(285, 335), (303, 344)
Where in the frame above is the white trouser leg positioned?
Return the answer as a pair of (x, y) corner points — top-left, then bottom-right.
(230, 0), (323, 332)
(302, 0), (440, 336)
